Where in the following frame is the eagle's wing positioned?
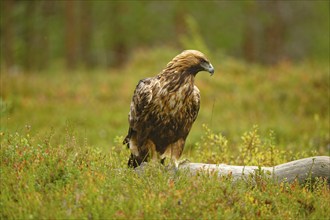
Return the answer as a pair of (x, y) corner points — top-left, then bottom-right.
(124, 77), (154, 146)
(191, 85), (201, 122)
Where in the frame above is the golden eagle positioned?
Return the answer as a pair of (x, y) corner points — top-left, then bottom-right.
(123, 50), (214, 168)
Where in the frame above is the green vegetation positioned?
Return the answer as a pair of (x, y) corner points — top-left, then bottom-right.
(1, 49), (328, 153)
(1, 129), (329, 219)
(1, 48), (329, 219)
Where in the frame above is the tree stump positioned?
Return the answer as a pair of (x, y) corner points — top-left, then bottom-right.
(178, 156), (330, 185)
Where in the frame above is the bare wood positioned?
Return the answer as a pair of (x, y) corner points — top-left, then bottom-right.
(178, 156), (330, 185)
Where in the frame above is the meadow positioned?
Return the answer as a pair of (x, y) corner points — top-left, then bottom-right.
(1, 48), (329, 219)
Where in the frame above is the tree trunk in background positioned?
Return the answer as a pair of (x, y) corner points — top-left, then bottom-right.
(2, 0), (14, 70)
(65, 1), (77, 70)
(110, 2), (127, 68)
(38, 1), (52, 70)
(262, 0), (286, 65)
(174, 2), (186, 37)
(23, 1), (37, 72)
(242, 1), (257, 63)
(80, 1), (94, 69)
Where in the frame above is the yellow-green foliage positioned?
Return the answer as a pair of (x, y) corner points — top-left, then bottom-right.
(1, 48), (329, 153)
(194, 124), (230, 164)
(193, 124), (315, 166)
(0, 49), (329, 219)
(1, 129), (329, 219)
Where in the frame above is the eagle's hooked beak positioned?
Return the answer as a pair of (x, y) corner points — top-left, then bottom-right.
(201, 62), (214, 76)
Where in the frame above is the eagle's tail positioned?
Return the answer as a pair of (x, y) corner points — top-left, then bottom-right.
(123, 135), (130, 148)
(123, 128), (133, 149)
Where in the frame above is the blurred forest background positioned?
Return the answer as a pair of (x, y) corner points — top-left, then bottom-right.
(0, 0), (329, 154)
(0, 0), (329, 71)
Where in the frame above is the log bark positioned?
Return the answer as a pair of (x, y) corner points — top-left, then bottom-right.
(178, 156), (330, 185)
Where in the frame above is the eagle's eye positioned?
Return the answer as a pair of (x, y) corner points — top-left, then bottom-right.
(199, 58), (207, 64)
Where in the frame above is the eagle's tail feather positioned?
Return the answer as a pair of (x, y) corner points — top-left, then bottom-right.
(123, 128), (134, 149)
(123, 135), (130, 148)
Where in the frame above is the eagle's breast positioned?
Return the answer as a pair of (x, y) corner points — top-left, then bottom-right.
(146, 75), (199, 154)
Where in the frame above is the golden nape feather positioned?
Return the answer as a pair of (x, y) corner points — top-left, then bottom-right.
(123, 50), (214, 168)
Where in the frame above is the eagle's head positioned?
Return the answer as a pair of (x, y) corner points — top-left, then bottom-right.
(166, 50), (214, 76)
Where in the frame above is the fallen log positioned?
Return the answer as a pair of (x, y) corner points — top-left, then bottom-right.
(178, 156), (330, 185)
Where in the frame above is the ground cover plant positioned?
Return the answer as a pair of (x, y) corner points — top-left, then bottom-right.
(1, 49), (329, 219)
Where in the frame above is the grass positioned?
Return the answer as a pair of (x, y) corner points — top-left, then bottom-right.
(1, 48), (329, 218)
(1, 127), (329, 219)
